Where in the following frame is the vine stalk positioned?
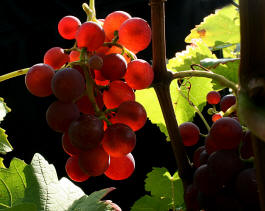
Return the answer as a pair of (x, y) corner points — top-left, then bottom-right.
(150, 0), (193, 189)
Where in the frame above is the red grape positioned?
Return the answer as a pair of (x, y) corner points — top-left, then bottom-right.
(68, 114), (104, 150)
(75, 21), (105, 51)
(46, 101), (80, 133)
(105, 153), (135, 180)
(88, 54), (103, 70)
(65, 156), (90, 182)
(79, 145), (109, 176)
(62, 132), (82, 156)
(124, 59), (154, 90)
(103, 11), (131, 40)
(206, 91), (221, 105)
(75, 91), (103, 115)
(100, 53), (127, 81)
(69, 50), (81, 62)
(25, 63), (55, 97)
(51, 68), (86, 102)
(207, 149), (243, 186)
(111, 101), (147, 131)
(44, 47), (69, 69)
(220, 94), (236, 112)
(58, 16), (81, 40)
(212, 113), (222, 122)
(118, 17), (151, 53)
(209, 117), (243, 150)
(103, 80), (135, 109)
(106, 46), (137, 64)
(193, 145), (206, 168)
(102, 123), (136, 157)
(205, 135), (218, 155)
(193, 164), (219, 195)
(179, 122), (200, 146)
(236, 168), (259, 204)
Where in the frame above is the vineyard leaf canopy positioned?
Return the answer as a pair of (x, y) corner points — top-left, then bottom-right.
(131, 167), (184, 210)
(0, 153), (116, 211)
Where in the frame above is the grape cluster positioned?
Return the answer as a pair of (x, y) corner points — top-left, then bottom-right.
(179, 91), (259, 210)
(25, 10), (153, 183)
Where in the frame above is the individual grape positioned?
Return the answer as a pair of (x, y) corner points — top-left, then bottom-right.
(184, 184), (200, 211)
(75, 91), (104, 115)
(25, 63), (55, 97)
(193, 145), (206, 168)
(75, 21), (105, 51)
(68, 114), (104, 150)
(78, 145), (109, 176)
(102, 123), (136, 157)
(205, 135), (218, 155)
(240, 130), (254, 159)
(220, 94), (236, 112)
(212, 113), (222, 122)
(58, 16), (81, 40)
(69, 50), (81, 62)
(199, 149), (209, 166)
(65, 156), (90, 182)
(94, 70), (110, 86)
(124, 59), (154, 90)
(105, 153), (135, 180)
(118, 17), (151, 53)
(106, 45), (137, 64)
(179, 122), (200, 146)
(100, 53), (127, 81)
(62, 132), (82, 156)
(236, 168), (259, 204)
(112, 101), (147, 131)
(51, 68), (86, 102)
(209, 117), (243, 150)
(206, 91), (221, 105)
(43, 47), (69, 69)
(193, 164), (219, 195)
(103, 80), (135, 109)
(103, 11), (131, 40)
(88, 54), (103, 70)
(46, 101), (80, 132)
(207, 149), (244, 186)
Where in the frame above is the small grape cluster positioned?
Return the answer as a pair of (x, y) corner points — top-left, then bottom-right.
(178, 91), (259, 210)
(25, 9), (153, 183)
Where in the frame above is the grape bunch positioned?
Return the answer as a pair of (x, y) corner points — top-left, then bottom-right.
(179, 91), (259, 211)
(24, 9), (153, 183)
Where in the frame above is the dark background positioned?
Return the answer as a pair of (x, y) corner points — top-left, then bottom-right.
(0, 0), (232, 210)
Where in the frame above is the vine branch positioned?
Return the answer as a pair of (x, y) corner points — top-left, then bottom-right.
(0, 68), (29, 83)
(171, 70), (238, 94)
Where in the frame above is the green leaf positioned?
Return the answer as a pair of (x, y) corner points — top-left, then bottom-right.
(69, 188), (116, 211)
(185, 3), (240, 47)
(0, 153), (117, 211)
(131, 168), (185, 211)
(0, 157), (36, 209)
(145, 167), (184, 208)
(200, 58), (240, 69)
(130, 195), (169, 211)
(1, 203), (37, 211)
(0, 128), (13, 155)
(0, 98), (11, 123)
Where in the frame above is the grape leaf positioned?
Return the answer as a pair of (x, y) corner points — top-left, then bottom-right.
(0, 98), (11, 123)
(185, 3), (240, 47)
(0, 128), (13, 155)
(130, 195), (169, 211)
(131, 167), (184, 211)
(1, 203), (37, 211)
(200, 58), (239, 69)
(0, 153), (117, 211)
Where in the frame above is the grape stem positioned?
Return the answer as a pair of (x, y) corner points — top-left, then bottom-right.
(0, 68), (29, 83)
(177, 86), (211, 132)
(171, 70), (238, 94)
